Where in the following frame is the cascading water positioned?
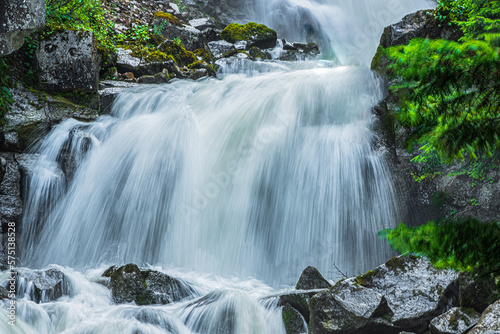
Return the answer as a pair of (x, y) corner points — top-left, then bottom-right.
(2, 0), (433, 332)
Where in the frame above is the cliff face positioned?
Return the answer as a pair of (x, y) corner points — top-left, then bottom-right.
(372, 10), (500, 226)
(0, 0), (46, 55)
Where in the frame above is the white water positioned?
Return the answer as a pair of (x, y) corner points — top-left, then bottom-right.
(2, 0), (432, 332)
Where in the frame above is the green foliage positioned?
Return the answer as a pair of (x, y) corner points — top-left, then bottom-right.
(0, 58), (13, 126)
(44, 0), (116, 54)
(220, 22), (277, 43)
(116, 25), (150, 44)
(386, 38), (500, 162)
(380, 218), (500, 277)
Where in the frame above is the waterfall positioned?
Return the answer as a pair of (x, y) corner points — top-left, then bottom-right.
(4, 0), (433, 333)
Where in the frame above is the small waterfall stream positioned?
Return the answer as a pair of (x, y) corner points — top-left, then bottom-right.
(2, 0), (432, 332)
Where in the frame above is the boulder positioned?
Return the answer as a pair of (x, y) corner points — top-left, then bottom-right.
(309, 256), (460, 334)
(0, 286), (8, 299)
(36, 30), (99, 92)
(278, 291), (319, 323)
(430, 307), (481, 334)
(468, 300), (500, 334)
(0, 0), (45, 55)
(105, 264), (196, 305)
(296, 266), (331, 290)
(459, 273), (499, 313)
(98, 80), (140, 115)
(15, 268), (68, 303)
(208, 40), (235, 59)
(1, 83), (98, 151)
(282, 304), (307, 334)
(379, 10), (463, 49)
(220, 22), (277, 50)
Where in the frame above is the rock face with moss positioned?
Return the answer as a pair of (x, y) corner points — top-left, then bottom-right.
(429, 307), (481, 334)
(104, 264), (196, 305)
(220, 22), (277, 49)
(36, 30), (100, 92)
(309, 256), (460, 334)
(0, 0), (46, 55)
(468, 300), (500, 334)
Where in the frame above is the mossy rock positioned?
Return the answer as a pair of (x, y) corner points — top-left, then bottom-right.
(220, 22), (277, 49)
(153, 11), (183, 26)
(249, 46), (267, 60)
(282, 304), (307, 334)
(193, 48), (215, 62)
(109, 264), (155, 305)
(159, 41), (197, 67)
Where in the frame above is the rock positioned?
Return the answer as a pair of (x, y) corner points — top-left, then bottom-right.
(279, 291), (318, 323)
(459, 273), (499, 313)
(296, 266), (331, 290)
(15, 268), (68, 303)
(0, 0), (45, 55)
(220, 22), (277, 50)
(98, 80), (140, 114)
(309, 256), (460, 334)
(430, 307), (481, 334)
(208, 40), (235, 58)
(1, 83), (98, 151)
(468, 300), (500, 334)
(0, 286), (8, 299)
(189, 18), (216, 31)
(116, 48), (141, 73)
(379, 10), (463, 49)
(36, 30), (99, 92)
(282, 304), (307, 334)
(106, 264), (195, 305)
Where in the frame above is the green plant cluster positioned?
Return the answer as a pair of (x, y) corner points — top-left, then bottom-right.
(0, 58), (13, 126)
(44, 0), (115, 54)
(380, 218), (500, 277)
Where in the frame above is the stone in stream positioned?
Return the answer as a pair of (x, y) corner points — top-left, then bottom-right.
(104, 264), (196, 305)
(282, 303), (307, 334)
(14, 268), (69, 303)
(468, 299), (500, 334)
(296, 266), (331, 290)
(309, 256), (460, 334)
(429, 307), (481, 334)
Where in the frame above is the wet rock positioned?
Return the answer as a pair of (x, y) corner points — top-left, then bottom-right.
(296, 266), (331, 290)
(279, 292), (314, 323)
(0, 285), (8, 299)
(459, 273), (499, 313)
(282, 304), (307, 334)
(36, 30), (99, 92)
(468, 300), (500, 334)
(430, 307), (481, 334)
(15, 268), (69, 303)
(0, 0), (45, 55)
(98, 80), (140, 114)
(309, 256), (460, 334)
(208, 40), (235, 58)
(379, 10), (463, 49)
(116, 48), (141, 73)
(105, 264), (195, 305)
(220, 22), (277, 50)
(189, 18), (216, 31)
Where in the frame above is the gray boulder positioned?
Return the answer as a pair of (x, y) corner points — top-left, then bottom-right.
(36, 30), (99, 92)
(430, 307), (481, 334)
(309, 256), (460, 334)
(14, 268), (68, 303)
(296, 266), (331, 290)
(0, 0), (45, 55)
(208, 40), (235, 59)
(379, 9), (462, 49)
(469, 300), (500, 334)
(104, 264), (196, 305)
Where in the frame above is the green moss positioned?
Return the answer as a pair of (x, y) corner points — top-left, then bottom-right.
(355, 270), (375, 287)
(160, 41), (197, 66)
(249, 46), (266, 60)
(193, 48), (214, 62)
(220, 22), (277, 43)
(153, 11), (183, 25)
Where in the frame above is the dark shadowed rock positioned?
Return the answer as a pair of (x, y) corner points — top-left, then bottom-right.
(0, 0), (45, 55)
(459, 272), (499, 313)
(0, 286), (8, 299)
(105, 264), (196, 305)
(279, 291), (318, 323)
(15, 268), (69, 303)
(379, 9), (462, 49)
(430, 307), (480, 334)
(36, 30), (99, 92)
(282, 304), (307, 334)
(468, 300), (500, 334)
(296, 266), (331, 290)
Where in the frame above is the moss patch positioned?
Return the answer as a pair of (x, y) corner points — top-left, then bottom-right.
(220, 22), (277, 44)
(153, 11), (183, 26)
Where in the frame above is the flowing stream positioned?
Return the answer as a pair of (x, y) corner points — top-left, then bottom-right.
(2, 0), (432, 332)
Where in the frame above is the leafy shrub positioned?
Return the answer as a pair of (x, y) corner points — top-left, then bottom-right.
(0, 58), (13, 126)
(380, 218), (500, 277)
